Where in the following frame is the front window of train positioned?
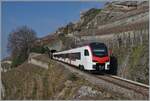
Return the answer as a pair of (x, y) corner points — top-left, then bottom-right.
(90, 43), (108, 57)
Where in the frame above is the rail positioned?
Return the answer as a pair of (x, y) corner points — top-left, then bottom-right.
(55, 60), (149, 99)
(95, 74), (149, 97)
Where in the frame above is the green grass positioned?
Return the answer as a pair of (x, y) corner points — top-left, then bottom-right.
(128, 44), (149, 84)
(111, 41), (149, 84)
(130, 45), (143, 66)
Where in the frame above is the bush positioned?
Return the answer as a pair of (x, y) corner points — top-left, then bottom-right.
(11, 46), (49, 67)
(11, 55), (26, 67)
(30, 46), (49, 54)
(8, 26), (37, 68)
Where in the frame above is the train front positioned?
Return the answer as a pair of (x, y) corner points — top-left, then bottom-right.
(90, 42), (110, 71)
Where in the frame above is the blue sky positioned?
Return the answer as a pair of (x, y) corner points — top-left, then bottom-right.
(1, 1), (106, 59)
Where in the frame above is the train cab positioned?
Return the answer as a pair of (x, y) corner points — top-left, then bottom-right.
(89, 42), (110, 71)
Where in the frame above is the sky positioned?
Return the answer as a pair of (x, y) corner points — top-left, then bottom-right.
(1, 1), (106, 60)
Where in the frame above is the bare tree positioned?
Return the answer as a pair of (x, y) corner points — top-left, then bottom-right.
(8, 26), (37, 65)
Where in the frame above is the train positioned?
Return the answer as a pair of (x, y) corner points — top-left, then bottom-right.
(52, 42), (111, 71)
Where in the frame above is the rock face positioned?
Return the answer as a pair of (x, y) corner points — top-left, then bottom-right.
(75, 86), (101, 98)
(59, 1), (148, 45)
(1, 60), (12, 72)
(46, 39), (63, 51)
(50, 1), (149, 85)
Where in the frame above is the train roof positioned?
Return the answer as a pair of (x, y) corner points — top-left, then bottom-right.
(53, 42), (106, 54)
(89, 42), (106, 46)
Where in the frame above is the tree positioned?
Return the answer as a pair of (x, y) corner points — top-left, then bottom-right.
(8, 26), (37, 67)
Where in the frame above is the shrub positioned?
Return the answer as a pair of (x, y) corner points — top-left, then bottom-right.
(30, 46), (49, 54)
(11, 55), (26, 67)
(8, 26), (37, 67)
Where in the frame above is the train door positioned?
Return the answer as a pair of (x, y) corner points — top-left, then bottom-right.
(82, 49), (90, 70)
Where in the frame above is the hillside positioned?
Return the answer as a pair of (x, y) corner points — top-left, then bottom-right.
(1, 54), (128, 100)
(39, 1), (149, 84)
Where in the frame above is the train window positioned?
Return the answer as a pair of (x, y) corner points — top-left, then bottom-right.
(84, 49), (89, 56)
(64, 54), (68, 58)
(55, 52), (81, 60)
(54, 55), (57, 58)
(66, 53), (69, 58)
(62, 54), (64, 58)
(77, 52), (81, 59)
(63, 54), (65, 58)
(61, 54), (64, 58)
(69, 52), (81, 60)
(70, 53), (74, 60)
(74, 52), (81, 60)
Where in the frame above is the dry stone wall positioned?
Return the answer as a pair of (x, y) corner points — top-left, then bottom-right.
(78, 29), (148, 49)
(28, 53), (49, 69)
(75, 22), (149, 84)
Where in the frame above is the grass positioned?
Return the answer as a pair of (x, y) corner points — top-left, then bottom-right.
(32, 78), (37, 99)
(130, 45), (143, 67)
(1, 62), (46, 99)
(67, 73), (78, 81)
(42, 72), (49, 99)
(111, 41), (149, 84)
(128, 44), (149, 84)
(1, 54), (136, 100)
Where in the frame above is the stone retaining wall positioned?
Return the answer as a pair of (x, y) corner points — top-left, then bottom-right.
(28, 53), (49, 69)
(77, 27), (148, 49)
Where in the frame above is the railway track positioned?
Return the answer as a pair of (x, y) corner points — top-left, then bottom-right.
(95, 74), (149, 97)
(56, 60), (149, 99)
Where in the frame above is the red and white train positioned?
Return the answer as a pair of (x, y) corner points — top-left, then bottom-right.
(52, 42), (110, 71)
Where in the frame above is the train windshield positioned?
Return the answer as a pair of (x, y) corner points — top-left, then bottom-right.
(90, 43), (108, 57)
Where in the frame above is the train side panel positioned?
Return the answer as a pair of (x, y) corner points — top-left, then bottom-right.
(52, 46), (93, 70)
